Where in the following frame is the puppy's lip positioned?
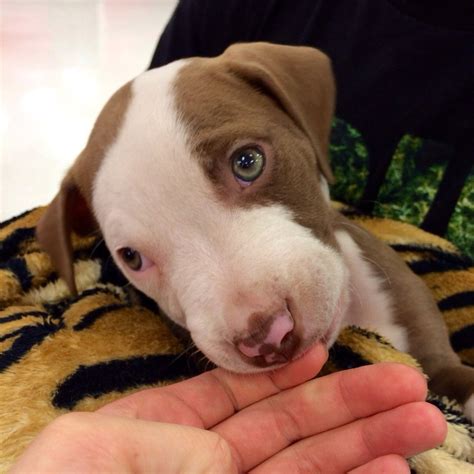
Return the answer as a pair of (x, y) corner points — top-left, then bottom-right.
(235, 328), (324, 370)
(239, 353), (289, 368)
(321, 290), (348, 346)
(321, 315), (340, 345)
(291, 337), (328, 364)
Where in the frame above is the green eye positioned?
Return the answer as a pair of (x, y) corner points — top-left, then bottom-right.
(231, 146), (265, 183)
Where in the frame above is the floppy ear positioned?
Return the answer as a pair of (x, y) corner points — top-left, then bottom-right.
(36, 82), (131, 295)
(36, 168), (97, 295)
(223, 42), (335, 183)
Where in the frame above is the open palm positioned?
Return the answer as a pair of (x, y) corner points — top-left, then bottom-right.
(11, 344), (445, 473)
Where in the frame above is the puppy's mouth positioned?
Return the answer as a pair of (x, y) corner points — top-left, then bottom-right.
(238, 334), (302, 368)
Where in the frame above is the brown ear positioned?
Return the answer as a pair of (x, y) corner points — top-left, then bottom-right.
(36, 82), (131, 294)
(223, 42), (335, 184)
(36, 171), (97, 295)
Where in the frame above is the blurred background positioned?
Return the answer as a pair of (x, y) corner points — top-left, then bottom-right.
(0, 0), (178, 220)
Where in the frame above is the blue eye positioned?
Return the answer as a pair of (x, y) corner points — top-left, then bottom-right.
(231, 146), (265, 183)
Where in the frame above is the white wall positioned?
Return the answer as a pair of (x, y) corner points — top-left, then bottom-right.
(0, 0), (178, 219)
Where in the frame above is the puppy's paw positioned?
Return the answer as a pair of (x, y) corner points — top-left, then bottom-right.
(464, 394), (474, 423)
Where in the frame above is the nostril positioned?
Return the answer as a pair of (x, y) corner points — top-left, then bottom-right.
(238, 341), (263, 358)
(280, 330), (293, 347)
(265, 311), (294, 347)
(237, 310), (295, 358)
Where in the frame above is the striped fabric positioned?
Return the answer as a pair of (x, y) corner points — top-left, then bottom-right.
(0, 206), (472, 472)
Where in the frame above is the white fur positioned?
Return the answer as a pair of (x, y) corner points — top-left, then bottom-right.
(93, 62), (349, 372)
(464, 394), (474, 422)
(335, 230), (409, 352)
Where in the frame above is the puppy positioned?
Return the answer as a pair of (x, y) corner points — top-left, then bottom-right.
(36, 42), (474, 420)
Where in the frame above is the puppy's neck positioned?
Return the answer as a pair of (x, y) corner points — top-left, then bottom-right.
(335, 229), (409, 352)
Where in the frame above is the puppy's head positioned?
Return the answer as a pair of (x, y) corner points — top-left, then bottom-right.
(37, 43), (350, 372)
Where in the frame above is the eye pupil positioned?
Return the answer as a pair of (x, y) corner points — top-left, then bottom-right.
(123, 248), (135, 261)
(237, 152), (257, 169)
(119, 247), (142, 271)
(231, 146), (265, 182)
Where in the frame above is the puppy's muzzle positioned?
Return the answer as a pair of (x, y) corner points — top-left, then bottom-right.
(235, 308), (300, 366)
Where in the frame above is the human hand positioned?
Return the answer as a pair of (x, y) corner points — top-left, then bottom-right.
(10, 344), (446, 473)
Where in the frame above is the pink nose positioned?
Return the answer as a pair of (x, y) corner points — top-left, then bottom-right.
(237, 309), (296, 364)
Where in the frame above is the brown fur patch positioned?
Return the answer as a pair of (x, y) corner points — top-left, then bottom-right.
(173, 43), (338, 249)
(69, 82), (133, 206)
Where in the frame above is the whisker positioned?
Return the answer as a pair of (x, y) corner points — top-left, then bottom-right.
(203, 358), (213, 372)
(89, 237), (105, 258)
(336, 220), (368, 235)
(197, 354), (209, 370)
(347, 281), (363, 310)
(168, 342), (197, 366)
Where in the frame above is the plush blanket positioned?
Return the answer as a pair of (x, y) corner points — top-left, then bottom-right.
(0, 206), (472, 473)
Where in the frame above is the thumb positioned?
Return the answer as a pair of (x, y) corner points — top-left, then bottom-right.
(10, 412), (238, 473)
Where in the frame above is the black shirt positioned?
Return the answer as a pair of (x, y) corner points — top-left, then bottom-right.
(149, 0), (474, 256)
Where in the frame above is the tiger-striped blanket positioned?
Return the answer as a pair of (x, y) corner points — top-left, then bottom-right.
(0, 207), (472, 473)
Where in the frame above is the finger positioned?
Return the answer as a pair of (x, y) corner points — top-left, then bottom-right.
(11, 412), (238, 473)
(213, 363), (427, 471)
(251, 402), (446, 474)
(98, 343), (327, 428)
(348, 454), (410, 474)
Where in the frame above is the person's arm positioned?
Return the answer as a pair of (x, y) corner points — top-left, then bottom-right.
(149, 0), (274, 68)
